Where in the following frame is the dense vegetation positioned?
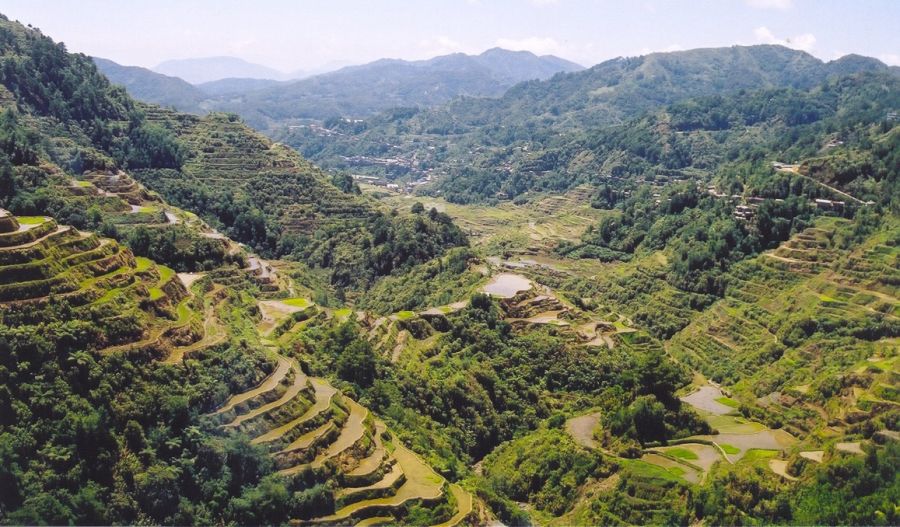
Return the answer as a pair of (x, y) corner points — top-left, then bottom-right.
(0, 325), (285, 525)
(129, 110), (467, 290)
(295, 294), (707, 473)
(0, 11), (898, 527)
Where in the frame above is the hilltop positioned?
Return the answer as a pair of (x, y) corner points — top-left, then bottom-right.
(215, 48), (582, 127)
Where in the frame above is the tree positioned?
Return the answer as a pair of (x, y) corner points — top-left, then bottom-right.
(336, 338), (377, 388)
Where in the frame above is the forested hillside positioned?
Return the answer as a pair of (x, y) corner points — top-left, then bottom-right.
(0, 14), (475, 525)
(97, 49), (583, 130)
(0, 10), (897, 527)
(207, 48), (582, 128)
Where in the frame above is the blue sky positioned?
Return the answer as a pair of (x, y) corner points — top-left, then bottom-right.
(2, 0), (898, 72)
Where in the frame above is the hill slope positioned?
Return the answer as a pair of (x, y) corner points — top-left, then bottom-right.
(0, 14), (475, 526)
(93, 57), (209, 113)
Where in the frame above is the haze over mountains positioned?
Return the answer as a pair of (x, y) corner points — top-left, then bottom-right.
(95, 48), (583, 125)
(92, 57), (209, 112)
(153, 56), (296, 84)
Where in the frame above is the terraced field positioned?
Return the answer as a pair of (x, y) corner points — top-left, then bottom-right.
(203, 298), (474, 526)
(366, 185), (607, 256)
(137, 108), (375, 237)
(638, 381), (798, 484)
(669, 219), (899, 440)
(0, 211), (199, 356)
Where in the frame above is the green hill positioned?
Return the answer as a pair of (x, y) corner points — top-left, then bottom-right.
(133, 106), (467, 289)
(0, 14), (474, 525)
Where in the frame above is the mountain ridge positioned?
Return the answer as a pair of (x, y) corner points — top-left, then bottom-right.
(153, 55), (291, 83)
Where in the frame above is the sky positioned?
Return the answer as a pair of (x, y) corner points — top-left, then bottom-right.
(2, 0), (898, 73)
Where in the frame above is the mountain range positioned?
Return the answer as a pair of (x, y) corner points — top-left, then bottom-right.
(95, 48), (583, 125)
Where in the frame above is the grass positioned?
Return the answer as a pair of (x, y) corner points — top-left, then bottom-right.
(620, 458), (685, 483)
(176, 299), (193, 323)
(715, 396), (740, 408)
(134, 257), (153, 272)
(396, 310), (416, 320)
(334, 308), (353, 319)
(719, 443), (741, 455)
(95, 287), (122, 304)
(667, 447), (699, 460)
(282, 297), (312, 308)
(738, 449), (778, 465)
(149, 287), (164, 300)
(137, 206), (159, 213)
(157, 265), (175, 283)
(666, 466), (686, 477)
(16, 216), (46, 224)
(73, 180), (92, 187)
(706, 414), (767, 434)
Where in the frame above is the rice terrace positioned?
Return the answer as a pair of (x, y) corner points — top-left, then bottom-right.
(0, 1), (897, 526)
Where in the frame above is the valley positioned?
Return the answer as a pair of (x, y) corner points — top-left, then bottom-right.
(0, 9), (897, 527)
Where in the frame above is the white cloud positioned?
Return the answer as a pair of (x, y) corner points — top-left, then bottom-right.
(879, 53), (900, 66)
(495, 36), (564, 56)
(754, 26), (816, 52)
(417, 35), (469, 57)
(638, 43), (684, 55)
(745, 0), (793, 9)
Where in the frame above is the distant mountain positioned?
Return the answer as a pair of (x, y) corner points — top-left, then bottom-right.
(276, 45), (898, 203)
(473, 47), (583, 84)
(210, 48), (584, 127)
(153, 56), (288, 84)
(93, 57), (208, 113)
(196, 77), (285, 96)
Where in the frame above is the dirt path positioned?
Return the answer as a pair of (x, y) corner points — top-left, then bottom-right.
(776, 165), (866, 205)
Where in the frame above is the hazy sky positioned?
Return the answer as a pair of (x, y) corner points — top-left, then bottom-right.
(3, 0), (898, 72)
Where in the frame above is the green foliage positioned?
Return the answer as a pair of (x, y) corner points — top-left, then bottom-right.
(791, 443), (899, 525)
(357, 247), (480, 313)
(0, 315), (300, 525)
(482, 428), (609, 516)
(124, 225), (245, 272)
(277, 46), (896, 206)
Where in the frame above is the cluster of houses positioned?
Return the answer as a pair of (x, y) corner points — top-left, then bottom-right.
(704, 184), (847, 222)
(351, 172), (435, 194)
